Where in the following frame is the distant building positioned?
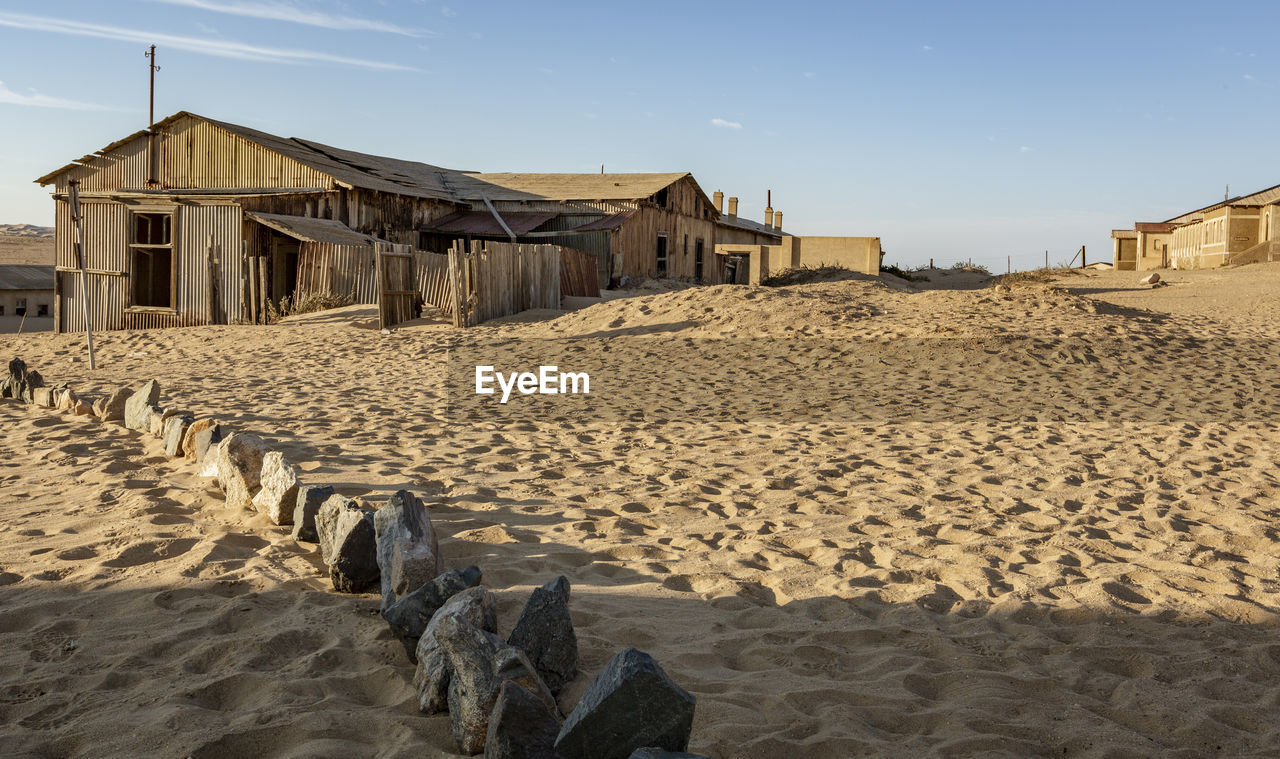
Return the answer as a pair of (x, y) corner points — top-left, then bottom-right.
(35, 111), (792, 332)
(1113, 183), (1280, 270)
(0, 265), (54, 319)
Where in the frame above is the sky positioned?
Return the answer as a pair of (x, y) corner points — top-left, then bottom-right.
(0, 0), (1277, 271)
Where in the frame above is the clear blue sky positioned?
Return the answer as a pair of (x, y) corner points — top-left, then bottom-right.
(1, 0), (1277, 271)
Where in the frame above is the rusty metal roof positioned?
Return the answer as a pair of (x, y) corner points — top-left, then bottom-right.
(245, 212), (384, 246)
(429, 210), (558, 236)
(0, 265), (54, 290)
(572, 211), (635, 232)
(1134, 222), (1175, 233)
(717, 214), (784, 239)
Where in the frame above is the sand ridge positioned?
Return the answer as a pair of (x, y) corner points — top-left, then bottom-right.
(3, 264), (1280, 757)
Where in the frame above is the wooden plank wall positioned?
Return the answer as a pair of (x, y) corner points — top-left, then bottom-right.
(414, 251), (453, 316)
(560, 246), (601, 298)
(446, 240), (563, 327)
(376, 243), (417, 329)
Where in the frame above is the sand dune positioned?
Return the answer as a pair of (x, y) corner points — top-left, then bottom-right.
(4, 264), (1280, 757)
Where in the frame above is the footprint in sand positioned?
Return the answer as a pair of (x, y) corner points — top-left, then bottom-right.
(102, 538), (200, 568)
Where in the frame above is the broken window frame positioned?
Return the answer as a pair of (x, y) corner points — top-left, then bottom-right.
(128, 209), (177, 311)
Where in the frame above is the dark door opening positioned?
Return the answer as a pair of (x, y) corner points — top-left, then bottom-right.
(695, 239), (704, 281)
(656, 235), (668, 277)
(272, 238), (300, 301)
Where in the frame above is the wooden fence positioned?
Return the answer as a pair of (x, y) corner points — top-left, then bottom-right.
(382, 240), (589, 329)
(560, 246), (602, 298)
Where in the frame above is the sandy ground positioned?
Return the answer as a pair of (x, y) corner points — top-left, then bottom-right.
(0, 234), (54, 266)
(3, 263), (1280, 757)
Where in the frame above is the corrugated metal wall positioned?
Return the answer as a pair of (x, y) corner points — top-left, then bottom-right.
(179, 204), (242, 324)
(54, 140), (149, 193)
(56, 200), (130, 332)
(164, 117), (331, 190)
(297, 242), (378, 304)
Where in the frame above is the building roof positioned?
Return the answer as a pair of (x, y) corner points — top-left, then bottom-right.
(717, 214), (784, 239)
(449, 172), (693, 202)
(0, 265), (54, 290)
(571, 211), (635, 232)
(245, 212), (385, 246)
(36, 112), (729, 224)
(428, 210), (558, 236)
(1134, 222), (1175, 233)
(1165, 182), (1280, 224)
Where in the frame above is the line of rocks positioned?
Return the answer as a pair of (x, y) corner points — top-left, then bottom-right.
(3, 358), (712, 759)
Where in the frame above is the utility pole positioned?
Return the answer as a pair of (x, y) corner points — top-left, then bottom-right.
(146, 45), (159, 126)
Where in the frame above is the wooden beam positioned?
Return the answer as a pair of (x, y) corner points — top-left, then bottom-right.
(479, 192), (517, 242)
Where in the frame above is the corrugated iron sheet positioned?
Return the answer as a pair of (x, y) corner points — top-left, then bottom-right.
(0, 265), (54, 290)
(246, 211), (380, 246)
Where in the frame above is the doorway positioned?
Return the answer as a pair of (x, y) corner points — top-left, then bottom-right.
(656, 235), (668, 277)
(271, 237), (300, 300)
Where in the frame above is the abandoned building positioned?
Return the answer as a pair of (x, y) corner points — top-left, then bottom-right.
(1112, 182), (1280, 270)
(0, 264), (54, 321)
(36, 110), (798, 332)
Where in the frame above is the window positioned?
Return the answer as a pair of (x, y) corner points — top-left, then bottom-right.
(130, 211), (175, 308)
(37, 304), (48, 317)
(654, 188), (669, 209)
(656, 235), (668, 277)
(0, 305), (4, 315)
(16, 298), (26, 316)
(695, 238), (705, 281)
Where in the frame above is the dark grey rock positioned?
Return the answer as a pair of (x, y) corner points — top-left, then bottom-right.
(315, 495), (378, 593)
(162, 415), (193, 457)
(437, 614), (557, 755)
(555, 648), (695, 759)
(374, 489), (443, 611)
(383, 565), (482, 661)
(628, 750), (713, 759)
(414, 586), (498, 715)
(291, 484), (336, 543)
(21, 369), (44, 404)
(509, 575), (578, 695)
(124, 380), (161, 431)
(5, 358), (26, 400)
(484, 679), (562, 759)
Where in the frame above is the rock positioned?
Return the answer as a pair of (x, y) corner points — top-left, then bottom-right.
(5, 358), (27, 400)
(374, 490), (444, 611)
(414, 586), (499, 714)
(55, 387), (78, 411)
(31, 386), (55, 408)
(555, 649), (695, 759)
(315, 495), (378, 593)
(181, 418), (217, 461)
(96, 388), (129, 423)
(437, 615), (557, 755)
(383, 565), (483, 660)
(0, 375), (10, 398)
(628, 751), (713, 759)
(213, 432), (269, 509)
(21, 370), (44, 404)
(148, 408), (166, 436)
(72, 400), (93, 416)
(484, 679), (562, 759)
(124, 380), (161, 431)
(162, 415), (193, 457)
(1140, 272), (1161, 285)
(508, 575), (578, 695)
(252, 451), (300, 525)
(291, 484), (336, 543)
(192, 423), (224, 467)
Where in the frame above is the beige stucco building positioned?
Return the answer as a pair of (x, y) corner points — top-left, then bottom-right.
(715, 235), (882, 284)
(1117, 182), (1280, 270)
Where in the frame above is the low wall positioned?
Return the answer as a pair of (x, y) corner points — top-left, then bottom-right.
(716, 235), (882, 284)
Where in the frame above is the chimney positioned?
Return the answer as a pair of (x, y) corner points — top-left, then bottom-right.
(764, 189), (773, 227)
(774, 211), (782, 231)
(713, 190), (724, 214)
(728, 196), (738, 218)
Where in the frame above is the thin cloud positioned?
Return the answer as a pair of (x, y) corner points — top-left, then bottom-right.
(803, 71), (816, 79)
(0, 80), (123, 111)
(441, 6), (457, 17)
(1019, 145), (1032, 153)
(146, 0), (430, 37)
(922, 45), (933, 51)
(0, 12), (419, 71)
(711, 117), (743, 130)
